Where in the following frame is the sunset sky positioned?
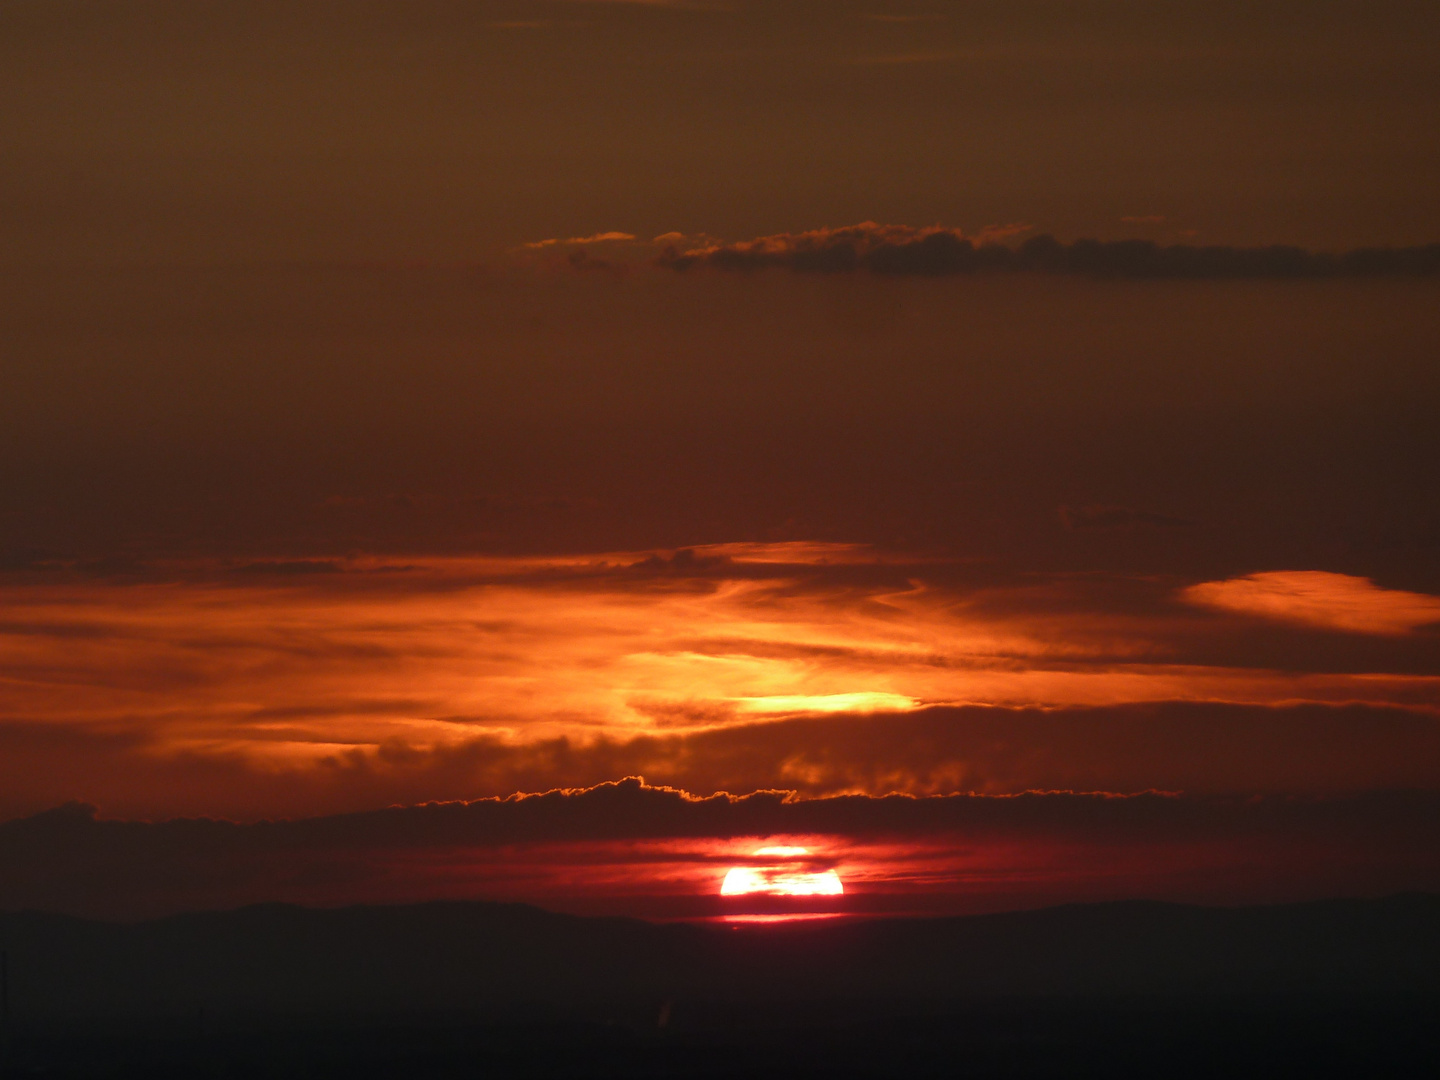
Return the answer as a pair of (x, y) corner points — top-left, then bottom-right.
(2, 0), (1438, 921)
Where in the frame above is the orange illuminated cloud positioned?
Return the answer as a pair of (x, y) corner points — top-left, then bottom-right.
(3, 547), (1440, 819)
(1184, 571), (1440, 635)
(523, 231), (637, 249)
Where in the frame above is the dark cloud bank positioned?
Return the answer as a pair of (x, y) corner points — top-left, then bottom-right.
(4, 777), (1438, 920)
(3, 702), (1439, 824)
(658, 224), (1440, 278)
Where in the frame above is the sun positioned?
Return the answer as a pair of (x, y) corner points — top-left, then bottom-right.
(720, 846), (844, 897)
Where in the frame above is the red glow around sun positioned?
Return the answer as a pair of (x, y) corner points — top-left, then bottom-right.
(720, 846), (844, 897)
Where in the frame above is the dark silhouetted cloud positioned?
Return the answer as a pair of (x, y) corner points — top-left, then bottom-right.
(3, 779), (1438, 920)
(657, 223), (1440, 278)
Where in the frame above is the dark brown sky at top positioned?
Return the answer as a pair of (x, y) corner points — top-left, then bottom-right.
(2, 0), (1439, 264)
(2, 0), (1438, 583)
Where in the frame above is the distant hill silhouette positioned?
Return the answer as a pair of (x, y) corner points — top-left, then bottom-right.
(2, 896), (1438, 1078)
(2, 894), (1437, 1019)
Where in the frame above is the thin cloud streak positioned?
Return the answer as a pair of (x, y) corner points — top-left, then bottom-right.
(522, 231), (637, 249)
(656, 223), (1440, 278)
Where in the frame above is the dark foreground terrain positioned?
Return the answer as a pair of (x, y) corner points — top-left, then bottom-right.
(2, 894), (1438, 1077)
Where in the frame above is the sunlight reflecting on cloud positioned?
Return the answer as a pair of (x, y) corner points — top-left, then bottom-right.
(1, 546), (1437, 816)
(734, 692), (918, 714)
(1185, 571), (1440, 635)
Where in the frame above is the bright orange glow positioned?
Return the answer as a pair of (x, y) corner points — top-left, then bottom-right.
(2, 545), (1438, 817)
(735, 693), (916, 714)
(1184, 571), (1440, 635)
(720, 846), (844, 897)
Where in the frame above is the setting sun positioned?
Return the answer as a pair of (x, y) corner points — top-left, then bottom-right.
(3, 0), (1438, 1073)
(720, 846), (844, 897)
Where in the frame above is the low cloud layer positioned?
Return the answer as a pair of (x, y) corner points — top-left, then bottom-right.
(657, 223), (1440, 278)
(4, 779), (1437, 920)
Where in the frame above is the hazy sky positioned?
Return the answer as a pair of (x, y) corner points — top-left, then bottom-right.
(2, 0), (1437, 918)
(3, 1), (1439, 263)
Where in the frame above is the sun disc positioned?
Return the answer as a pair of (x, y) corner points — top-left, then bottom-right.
(720, 846), (844, 897)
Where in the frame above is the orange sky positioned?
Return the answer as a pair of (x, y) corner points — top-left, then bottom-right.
(2, 0), (1438, 919)
(2, 546), (1436, 821)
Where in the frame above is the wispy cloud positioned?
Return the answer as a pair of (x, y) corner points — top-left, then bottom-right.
(1185, 571), (1440, 635)
(2, 547), (1438, 819)
(523, 231), (637, 249)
